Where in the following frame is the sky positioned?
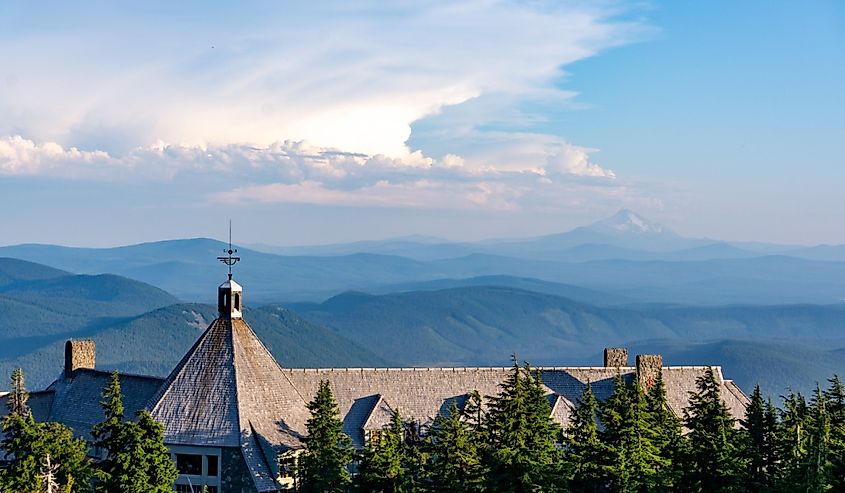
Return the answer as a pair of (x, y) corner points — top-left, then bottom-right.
(1, 0), (843, 247)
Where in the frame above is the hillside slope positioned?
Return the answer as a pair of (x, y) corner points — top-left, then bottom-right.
(1, 303), (391, 389)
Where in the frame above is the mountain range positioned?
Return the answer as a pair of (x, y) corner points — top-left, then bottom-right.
(1, 210), (844, 305)
(1, 210), (843, 396)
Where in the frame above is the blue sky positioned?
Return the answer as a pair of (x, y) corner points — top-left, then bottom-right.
(1, 1), (843, 246)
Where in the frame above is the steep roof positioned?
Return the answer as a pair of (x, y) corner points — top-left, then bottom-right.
(283, 366), (749, 445)
(0, 370), (164, 441)
(148, 317), (310, 492)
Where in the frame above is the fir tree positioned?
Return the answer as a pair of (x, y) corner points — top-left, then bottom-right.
(645, 371), (683, 491)
(680, 366), (744, 493)
(823, 375), (845, 492)
(355, 410), (410, 493)
(91, 371), (128, 493)
(796, 385), (832, 493)
(91, 371), (176, 492)
(424, 400), (485, 493)
(483, 357), (562, 493)
(131, 411), (178, 492)
(8, 368), (29, 417)
(563, 382), (606, 493)
(740, 385), (776, 492)
(774, 391), (810, 491)
(600, 375), (665, 493)
(300, 380), (354, 493)
(1, 370), (93, 493)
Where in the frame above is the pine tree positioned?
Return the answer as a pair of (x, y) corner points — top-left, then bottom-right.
(355, 410), (410, 493)
(131, 411), (178, 492)
(740, 385), (776, 492)
(9, 368), (29, 417)
(823, 375), (845, 492)
(774, 391), (810, 491)
(424, 400), (485, 493)
(563, 382), (606, 493)
(91, 371), (128, 492)
(1, 370), (93, 493)
(483, 357), (562, 493)
(680, 366), (744, 493)
(600, 375), (665, 493)
(300, 380), (354, 493)
(645, 371), (682, 491)
(91, 371), (176, 492)
(801, 385), (831, 493)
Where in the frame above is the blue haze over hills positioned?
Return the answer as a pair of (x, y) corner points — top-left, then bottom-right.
(0, 210), (843, 396)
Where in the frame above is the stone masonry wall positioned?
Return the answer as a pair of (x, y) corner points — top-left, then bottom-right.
(636, 354), (663, 391)
(64, 340), (96, 375)
(603, 347), (629, 367)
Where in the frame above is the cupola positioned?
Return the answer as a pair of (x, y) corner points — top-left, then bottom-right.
(215, 220), (243, 319)
(218, 276), (243, 319)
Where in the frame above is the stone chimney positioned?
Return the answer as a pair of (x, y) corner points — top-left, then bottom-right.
(603, 347), (629, 367)
(65, 340), (96, 377)
(636, 354), (663, 391)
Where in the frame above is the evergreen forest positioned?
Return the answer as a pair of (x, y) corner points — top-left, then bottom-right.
(2, 362), (845, 492)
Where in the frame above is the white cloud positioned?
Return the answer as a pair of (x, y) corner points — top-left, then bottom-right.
(0, 136), (110, 176)
(0, 1), (643, 159)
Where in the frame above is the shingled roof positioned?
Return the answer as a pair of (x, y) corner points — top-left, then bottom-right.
(0, 370), (164, 441)
(147, 316), (310, 492)
(283, 366), (749, 446)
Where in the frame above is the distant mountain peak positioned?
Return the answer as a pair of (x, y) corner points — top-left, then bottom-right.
(588, 209), (672, 236)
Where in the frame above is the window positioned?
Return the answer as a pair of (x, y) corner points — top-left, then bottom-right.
(367, 430), (382, 445)
(278, 454), (297, 479)
(234, 293), (240, 310)
(207, 454), (218, 477)
(176, 454), (203, 475)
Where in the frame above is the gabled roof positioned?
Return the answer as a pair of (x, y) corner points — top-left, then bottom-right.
(0, 370), (164, 442)
(283, 366), (749, 438)
(147, 317), (310, 492)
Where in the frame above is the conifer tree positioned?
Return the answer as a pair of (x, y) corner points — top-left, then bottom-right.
(91, 371), (127, 492)
(483, 357), (562, 493)
(131, 411), (178, 492)
(300, 380), (354, 493)
(774, 391), (809, 490)
(355, 410), (410, 493)
(563, 382), (606, 493)
(600, 375), (664, 493)
(91, 371), (176, 492)
(645, 371), (683, 491)
(823, 375), (845, 491)
(424, 400), (485, 493)
(1, 369), (92, 493)
(680, 366), (744, 492)
(801, 385), (831, 493)
(740, 385), (776, 492)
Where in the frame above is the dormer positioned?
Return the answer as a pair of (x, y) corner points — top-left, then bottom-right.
(218, 276), (243, 319)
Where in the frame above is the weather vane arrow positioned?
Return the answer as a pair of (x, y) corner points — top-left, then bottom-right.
(217, 220), (240, 279)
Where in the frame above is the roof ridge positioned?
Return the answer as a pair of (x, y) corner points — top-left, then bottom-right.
(146, 319), (218, 413)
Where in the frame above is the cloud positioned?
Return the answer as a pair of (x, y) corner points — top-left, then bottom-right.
(0, 1), (643, 159)
(0, 136), (110, 176)
(0, 135), (629, 211)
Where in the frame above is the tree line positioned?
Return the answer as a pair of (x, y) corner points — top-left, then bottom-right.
(2, 361), (843, 492)
(299, 359), (845, 493)
(0, 369), (176, 493)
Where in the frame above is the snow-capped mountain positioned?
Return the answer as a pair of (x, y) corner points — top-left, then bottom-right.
(585, 209), (676, 237)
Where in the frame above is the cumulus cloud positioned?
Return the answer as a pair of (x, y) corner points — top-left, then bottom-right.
(0, 1), (656, 215)
(0, 136), (110, 176)
(0, 1), (643, 159)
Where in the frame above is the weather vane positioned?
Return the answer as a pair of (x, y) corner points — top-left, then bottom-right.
(217, 220), (240, 279)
